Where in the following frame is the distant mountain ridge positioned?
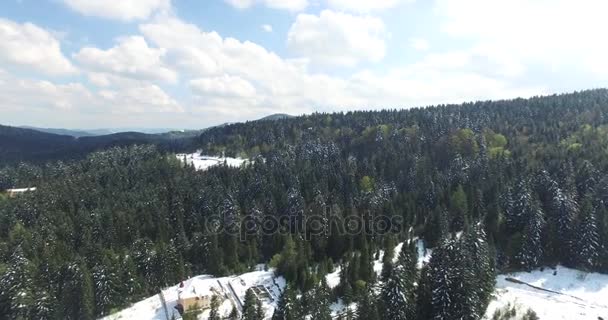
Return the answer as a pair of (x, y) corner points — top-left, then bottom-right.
(19, 126), (99, 137)
(257, 113), (294, 121)
(0, 125), (195, 164)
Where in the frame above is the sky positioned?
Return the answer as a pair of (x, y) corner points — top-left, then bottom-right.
(2, 0), (608, 129)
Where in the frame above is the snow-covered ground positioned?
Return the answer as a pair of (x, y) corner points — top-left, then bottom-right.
(102, 270), (284, 320)
(176, 152), (249, 171)
(484, 266), (608, 319)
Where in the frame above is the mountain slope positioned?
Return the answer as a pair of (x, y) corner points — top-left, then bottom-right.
(0, 125), (195, 164)
(19, 126), (98, 137)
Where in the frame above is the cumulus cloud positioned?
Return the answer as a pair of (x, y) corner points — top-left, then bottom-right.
(327, 0), (410, 12)
(224, 0), (308, 11)
(62, 0), (171, 21)
(0, 18), (77, 76)
(190, 75), (257, 98)
(136, 15), (538, 124)
(287, 10), (387, 67)
(0, 68), (182, 120)
(74, 36), (177, 84)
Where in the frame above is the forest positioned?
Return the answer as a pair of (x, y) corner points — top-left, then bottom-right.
(1, 89), (608, 319)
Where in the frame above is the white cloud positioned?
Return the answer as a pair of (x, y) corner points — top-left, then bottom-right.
(287, 10), (387, 67)
(410, 37), (429, 51)
(137, 15), (538, 124)
(190, 75), (256, 98)
(327, 0), (410, 12)
(0, 18), (77, 76)
(435, 0), (608, 77)
(74, 36), (177, 84)
(98, 84), (183, 113)
(62, 0), (170, 21)
(224, 0), (308, 11)
(261, 24), (273, 32)
(224, 0), (254, 9)
(0, 68), (182, 119)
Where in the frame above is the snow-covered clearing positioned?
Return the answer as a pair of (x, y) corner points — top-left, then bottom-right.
(484, 266), (608, 319)
(102, 270), (284, 320)
(175, 152), (249, 171)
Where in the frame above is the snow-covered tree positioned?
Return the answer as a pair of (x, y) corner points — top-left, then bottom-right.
(242, 288), (264, 320)
(272, 284), (297, 320)
(309, 279), (332, 320)
(0, 247), (35, 318)
(575, 197), (601, 270)
(516, 204), (545, 270)
(381, 241), (418, 320)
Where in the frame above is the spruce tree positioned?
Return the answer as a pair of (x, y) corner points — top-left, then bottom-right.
(209, 295), (221, 320)
(516, 204), (545, 270)
(381, 241), (417, 320)
(272, 285), (297, 320)
(310, 279), (332, 320)
(356, 287), (380, 320)
(576, 196), (600, 270)
(242, 288), (263, 320)
(0, 247), (35, 319)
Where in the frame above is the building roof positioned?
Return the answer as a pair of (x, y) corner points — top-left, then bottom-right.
(178, 277), (222, 300)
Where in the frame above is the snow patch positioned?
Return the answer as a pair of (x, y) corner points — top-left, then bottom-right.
(103, 270), (284, 320)
(484, 266), (608, 319)
(176, 152), (250, 171)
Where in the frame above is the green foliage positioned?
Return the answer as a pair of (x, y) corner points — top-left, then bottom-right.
(359, 176), (375, 193)
(451, 128), (479, 157)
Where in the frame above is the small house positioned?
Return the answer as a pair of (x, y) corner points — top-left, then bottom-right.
(177, 278), (226, 312)
(5, 187), (36, 198)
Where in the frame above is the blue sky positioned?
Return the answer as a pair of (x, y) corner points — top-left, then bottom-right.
(2, 0), (608, 129)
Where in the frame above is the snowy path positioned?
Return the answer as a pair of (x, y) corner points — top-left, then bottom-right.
(484, 266), (608, 319)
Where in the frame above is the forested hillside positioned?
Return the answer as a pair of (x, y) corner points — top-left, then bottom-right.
(2, 89), (608, 319)
(0, 125), (194, 164)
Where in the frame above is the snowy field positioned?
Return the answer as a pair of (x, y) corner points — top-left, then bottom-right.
(103, 239), (608, 320)
(175, 152), (249, 171)
(484, 266), (608, 319)
(102, 270), (284, 320)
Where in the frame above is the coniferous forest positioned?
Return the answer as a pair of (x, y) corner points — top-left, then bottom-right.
(2, 89), (608, 319)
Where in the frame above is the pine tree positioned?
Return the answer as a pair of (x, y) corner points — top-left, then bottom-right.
(356, 288), (380, 320)
(242, 288), (263, 320)
(462, 224), (495, 319)
(576, 197), (600, 270)
(0, 247), (35, 319)
(551, 189), (578, 264)
(516, 203), (544, 270)
(450, 185), (469, 231)
(93, 258), (118, 316)
(272, 284), (297, 320)
(508, 178), (533, 232)
(209, 295), (221, 320)
(381, 241), (417, 320)
(310, 279), (332, 320)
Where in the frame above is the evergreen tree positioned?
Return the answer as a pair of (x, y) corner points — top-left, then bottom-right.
(381, 241), (418, 320)
(310, 279), (332, 320)
(516, 204), (545, 270)
(209, 295), (221, 320)
(0, 247), (35, 319)
(576, 196), (601, 270)
(242, 288), (263, 320)
(272, 285), (301, 320)
(356, 287), (380, 320)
